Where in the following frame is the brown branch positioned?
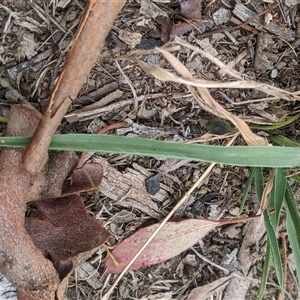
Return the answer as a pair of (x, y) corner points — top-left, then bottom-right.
(23, 0), (125, 175)
(0, 105), (60, 300)
(0, 1), (125, 299)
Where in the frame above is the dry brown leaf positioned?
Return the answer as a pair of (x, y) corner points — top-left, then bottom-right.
(62, 162), (103, 195)
(25, 195), (110, 261)
(261, 171), (275, 213)
(186, 274), (234, 300)
(161, 0), (202, 42)
(0, 104), (109, 300)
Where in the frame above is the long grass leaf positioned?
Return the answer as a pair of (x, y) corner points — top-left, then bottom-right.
(269, 135), (300, 147)
(238, 167), (255, 214)
(263, 210), (283, 288)
(272, 168), (287, 227)
(285, 183), (300, 287)
(251, 114), (300, 131)
(256, 242), (272, 300)
(254, 167), (264, 200)
(1, 135), (300, 167)
(286, 212), (300, 287)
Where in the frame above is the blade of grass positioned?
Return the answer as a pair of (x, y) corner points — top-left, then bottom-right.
(256, 242), (272, 300)
(1, 135), (300, 167)
(269, 135), (300, 147)
(254, 167), (264, 200)
(291, 174), (300, 183)
(250, 114), (300, 131)
(263, 209), (283, 289)
(286, 212), (300, 287)
(271, 168), (287, 227)
(238, 167), (255, 214)
(284, 183), (300, 287)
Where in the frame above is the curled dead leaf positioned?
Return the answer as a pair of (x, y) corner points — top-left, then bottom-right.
(161, 0), (202, 42)
(25, 195), (110, 261)
(62, 162), (103, 195)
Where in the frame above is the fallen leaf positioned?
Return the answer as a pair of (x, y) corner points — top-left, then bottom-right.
(140, 0), (168, 19)
(186, 273), (234, 300)
(161, 0), (202, 42)
(25, 195), (110, 261)
(62, 162), (103, 195)
(261, 171), (274, 213)
(105, 216), (259, 273)
(206, 118), (234, 135)
(180, 0), (202, 20)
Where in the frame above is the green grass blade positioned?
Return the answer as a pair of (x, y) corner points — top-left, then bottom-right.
(291, 174), (300, 183)
(1, 135), (300, 167)
(285, 183), (300, 286)
(251, 113), (300, 131)
(286, 212), (300, 287)
(263, 209), (283, 289)
(269, 135), (300, 147)
(256, 242), (272, 300)
(238, 167), (255, 214)
(284, 184), (300, 240)
(254, 167), (264, 201)
(272, 168), (287, 227)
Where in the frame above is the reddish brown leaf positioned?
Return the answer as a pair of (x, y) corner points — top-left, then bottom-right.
(105, 219), (218, 273)
(180, 0), (202, 20)
(105, 216), (260, 273)
(161, 0), (202, 42)
(25, 195), (110, 261)
(62, 162), (103, 195)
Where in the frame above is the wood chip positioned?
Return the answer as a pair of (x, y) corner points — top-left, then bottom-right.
(94, 157), (170, 219)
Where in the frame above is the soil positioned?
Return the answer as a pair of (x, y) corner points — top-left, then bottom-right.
(0, 0), (300, 300)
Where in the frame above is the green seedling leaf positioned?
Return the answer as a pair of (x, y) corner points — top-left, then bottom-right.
(239, 167), (255, 214)
(206, 118), (234, 135)
(105, 215), (260, 273)
(1, 135), (300, 167)
(291, 174), (300, 183)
